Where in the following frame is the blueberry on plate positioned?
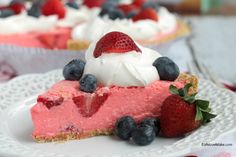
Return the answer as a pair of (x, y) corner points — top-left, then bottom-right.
(131, 125), (155, 146)
(115, 116), (137, 140)
(108, 9), (125, 20)
(63, 59), (85, 81)
(140, 117), (161, 136)
(27, 1), (42, 18)
(152, 57), (180, 81)
(79, 74), (97, 93)
(66, 0), (79, 9)
(0, 9), (15, 18)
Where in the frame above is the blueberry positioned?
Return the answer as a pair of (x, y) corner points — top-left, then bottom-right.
(115, 116), (137, 140)
(152, 57), (180, 81)
(27, 1), (42, 18)
(102, 0), (117, 10)
(99, 1), (116, 17)
(140, 118), (160, 136)
(79, 74), (97, 93)
(63, 59), (85, 81)
(10, 0), (23, 5)
(108, 9), (125, 20)
(0, 9), (15, 18)
(99, 8), (110, 17)
(66, 0), (79, 9)
(131, 125), (155, 146)
(142, 1), (160, 10)
(126, 10), (138, 19)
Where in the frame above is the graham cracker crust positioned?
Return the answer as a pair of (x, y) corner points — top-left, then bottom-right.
(33, 73), (198, 143)
(67, 20), (190, 51)
(67, 39), (90, 51)
(34, 130), (113, 143)
(177, 73), (198, 94)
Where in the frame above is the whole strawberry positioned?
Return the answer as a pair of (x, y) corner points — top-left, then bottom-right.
(41, 0), (66, 19)
(132, 0), (146, 7)
(132, 8), (158, 22)
(83, 0), (106, 8)
(9, 0), (25, 14)
(160, 83), (216, 138)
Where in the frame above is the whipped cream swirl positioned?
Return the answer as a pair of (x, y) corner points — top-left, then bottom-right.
(72, 7), (177, 42)
(0, 6), (100, 35)
(0, 12), (58, 35)
(84, 40), (161, 87)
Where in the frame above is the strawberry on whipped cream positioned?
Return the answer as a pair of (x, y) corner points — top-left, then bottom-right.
(0, 6), (100, 35)
(84, 39), (161, 86)
(71, 7), (177, 42)
(0, 1), (100, 49)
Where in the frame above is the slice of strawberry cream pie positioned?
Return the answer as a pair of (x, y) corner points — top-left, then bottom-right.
(31, 31), (198, 142)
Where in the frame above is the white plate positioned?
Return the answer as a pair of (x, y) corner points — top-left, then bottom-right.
(0, 70), (236, 157)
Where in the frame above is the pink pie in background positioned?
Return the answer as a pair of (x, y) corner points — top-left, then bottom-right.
(0, 0), (190, 51)
(0, 0), (100, 50)
(67, 0), (190, 50)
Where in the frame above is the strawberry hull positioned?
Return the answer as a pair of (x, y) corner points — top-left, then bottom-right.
(31, 79), (187, 142)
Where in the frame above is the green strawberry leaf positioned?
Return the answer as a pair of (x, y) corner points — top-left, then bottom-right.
(169, 85), (179, 95)
(195, 106), (203, 121)
(202, 111), (217, 124)
(184, 93), (197, 103)
(183, 83), (192, 94)
(178, 88), (185, 97)
(195, 100), (209, 110)
(200, 107), (211, 112)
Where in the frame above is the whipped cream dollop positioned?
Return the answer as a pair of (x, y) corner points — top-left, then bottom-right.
(84, 40), (161, 87)
(0, 12), (58, 35)
(0, 6), (100, 35)
(72, 7), (177, 42)
(57, 6), (100, 27)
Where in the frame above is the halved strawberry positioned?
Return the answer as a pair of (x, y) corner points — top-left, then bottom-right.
(93, 31), (141, 58)
(73, 93), (109, 117)
(41, 0), (66, 19)
(132, 8), (158, 22)
(132, 0), (146, 7)
(9, 1), (25, 14)
(38, 95), (64, 109)
(117, 4), (138, 15)
(160, 84), (217, 137)
(83, 0), (106, 8)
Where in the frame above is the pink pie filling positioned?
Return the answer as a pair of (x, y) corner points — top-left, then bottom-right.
(0, 27), (71, 49)
(31, 80), (185, 138)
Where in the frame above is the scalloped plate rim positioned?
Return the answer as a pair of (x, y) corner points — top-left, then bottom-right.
(0, 70), (235, 157)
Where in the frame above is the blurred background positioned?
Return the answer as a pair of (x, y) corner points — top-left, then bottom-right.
(0, 0), (235, 85)
(159, 0), (236, 15)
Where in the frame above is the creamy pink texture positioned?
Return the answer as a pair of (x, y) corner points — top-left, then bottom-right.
(31, 80), (184, 138)
(0, 27), (71, 49)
